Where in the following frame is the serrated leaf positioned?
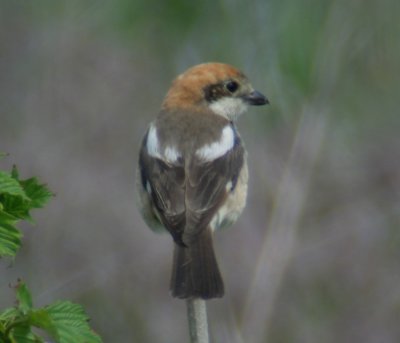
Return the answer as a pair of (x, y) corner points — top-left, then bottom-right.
(1, 194), (32, 222)
(34, 301), (102, 343)
(20, 178), (53, 209)
(0, 307), (19, 321)
(30, 309), (58, 340)
(0, 210), (21, 257)
(17, 283), (33, 315)
(0, 171), (29, 200)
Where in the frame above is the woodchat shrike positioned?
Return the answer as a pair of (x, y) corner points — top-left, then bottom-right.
(137, 63), (268, 299)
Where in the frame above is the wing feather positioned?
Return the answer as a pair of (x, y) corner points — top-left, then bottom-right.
(138, 127), (244, 246)
(184, 142), (244, 244)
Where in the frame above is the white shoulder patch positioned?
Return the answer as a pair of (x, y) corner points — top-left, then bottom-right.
(164, 146), (180, 163)
(146, 124), (162, 158)
(209, 97), (248, 121)
(146, 124), (181, 163)
(196, 125), (235, 161)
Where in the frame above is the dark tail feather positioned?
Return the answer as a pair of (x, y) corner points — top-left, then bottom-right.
(170, 228), (224, 299)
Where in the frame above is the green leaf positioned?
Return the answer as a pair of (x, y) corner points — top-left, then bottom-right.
(35, 301), (102, 343)
(16, 283), (33, 315)
(20, 178), (53, 209)
(0, 167), (53, 257)
(0, 307), (19, 322)
(0, 283), (102, 343)
(30, 309), (57, 339)
(0, 194), (32, 222)
(10, 324), (43, 343)
(0, 171), (29, 200)
(11, 165), (19, 180)
(0, 210), (21, 257)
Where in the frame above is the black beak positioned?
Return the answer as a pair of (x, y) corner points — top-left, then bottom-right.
(244, 90), (269, 106)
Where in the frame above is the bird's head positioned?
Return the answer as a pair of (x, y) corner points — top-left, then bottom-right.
(162, 63), (269, 121)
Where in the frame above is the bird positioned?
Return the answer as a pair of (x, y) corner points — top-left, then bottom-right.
(136, 62), (268, 299)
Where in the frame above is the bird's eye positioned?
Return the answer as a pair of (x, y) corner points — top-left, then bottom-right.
(225, 80), (239, 93)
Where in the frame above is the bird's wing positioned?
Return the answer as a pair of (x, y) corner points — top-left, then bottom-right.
(183, 139), (244, 244)
(138, 134), (186, 245)
(138, 128), (245, 246)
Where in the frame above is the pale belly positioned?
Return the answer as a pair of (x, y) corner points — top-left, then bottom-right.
(210, 161), (248, 231)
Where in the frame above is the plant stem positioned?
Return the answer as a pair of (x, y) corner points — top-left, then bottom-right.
(186, 298), (209, 343)
(4, 316), (29, 338)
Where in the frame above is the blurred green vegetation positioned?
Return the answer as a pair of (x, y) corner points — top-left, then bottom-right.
(1, 0), (399, 342)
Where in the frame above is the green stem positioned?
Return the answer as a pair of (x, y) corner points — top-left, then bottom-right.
(4, 316), (29, 339)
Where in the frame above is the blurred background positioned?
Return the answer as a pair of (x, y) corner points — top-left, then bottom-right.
(1, 0), (399, 342)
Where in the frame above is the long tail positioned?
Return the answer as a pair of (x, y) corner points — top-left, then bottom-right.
(170, 228), (224, 299)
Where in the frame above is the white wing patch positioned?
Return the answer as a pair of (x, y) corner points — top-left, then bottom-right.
(146, 124), (181, 163)
(146, 124), (161, 158)
(164, 146), (180, 163)
(196, 125), (235, 161)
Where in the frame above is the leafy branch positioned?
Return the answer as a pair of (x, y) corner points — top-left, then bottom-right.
(0, 281), (102, 343)
(0, 165), (53, 257)
(0, 162), (102, 343)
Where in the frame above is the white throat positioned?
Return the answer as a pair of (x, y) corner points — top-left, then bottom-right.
(209, 97), (248, 121)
